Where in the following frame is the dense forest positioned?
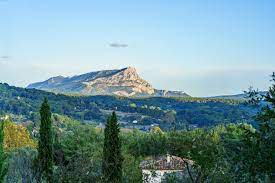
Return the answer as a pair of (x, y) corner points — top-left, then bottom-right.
(0, 110), (274, 182)
(0, 73), (274, 182)
(0, 83), (256, 130)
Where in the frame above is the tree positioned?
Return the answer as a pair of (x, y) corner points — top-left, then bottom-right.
(254, 72), (275, 180)
(129, 103), (137, 108)
(102, 112), (123, 183)
(37, 98), (53, 182)
(56, 124), (103, 182)
(164, 110), (176, 129)
(230, 72), (275, 182)
(5, 148), (37, 183)
(0, 122), (8, 183)
(150, 126), (164, 135)
(3, 119), (36, 151)
(167, 129), (222, 183)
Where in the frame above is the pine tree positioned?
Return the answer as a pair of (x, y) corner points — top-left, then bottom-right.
(37, 98), (53, 182)
(256, 72), (275, 179)
(102, 112), (123, 183)
(245, 72), (275, 180)
(0, 122), (8, 183)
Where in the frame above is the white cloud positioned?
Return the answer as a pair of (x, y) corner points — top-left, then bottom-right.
(109, 43), (128, 48)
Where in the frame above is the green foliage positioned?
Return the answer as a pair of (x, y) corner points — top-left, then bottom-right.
(129, 103), (137, 108)
(102, 112), (123, 183)
(3, 119), (37, 151)
(166, 128), (223, 182)
(37, 98), (53, 182)
(0, 122), (8, 183)
(54, 123), (103, 182)
(1, 73), (274, 182)
(220, 73), (275, 182)
(121, 154), (142, 183)
(0, 83), (255, 128)
(5, 147), (37, 183)
(249, 73), (275, 180)
(150, 126), (164, 134)
(126, 130), (167, 157)
(2, 113), (270, 182)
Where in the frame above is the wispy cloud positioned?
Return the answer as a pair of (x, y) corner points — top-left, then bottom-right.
(0, 56), (10, 59)
(109, 43), (128, 48)
(0, 56), (11, 63)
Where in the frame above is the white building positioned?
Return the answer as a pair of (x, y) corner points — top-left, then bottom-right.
(0, 115), (9, 121)
(140, 154), (193, 183)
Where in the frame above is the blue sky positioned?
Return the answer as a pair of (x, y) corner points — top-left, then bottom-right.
(0, 0), (274, 97)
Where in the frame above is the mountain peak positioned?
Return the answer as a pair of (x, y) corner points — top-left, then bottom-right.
(120, 67), (138, 76)
(123, 66), (136, 71)
(27, 67), (189, 97)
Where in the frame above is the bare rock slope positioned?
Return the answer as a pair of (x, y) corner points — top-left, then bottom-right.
(27, 67), (189, 97)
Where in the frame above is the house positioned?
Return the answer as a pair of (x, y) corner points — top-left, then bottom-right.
(140, 154), (193, 183)
(132, 120), (138, 124)
(0, 115), (9, 121)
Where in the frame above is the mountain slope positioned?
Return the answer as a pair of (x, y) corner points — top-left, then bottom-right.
(27, 67), (189, 97)
(0, 83), (255, 128)
(209, 91), (267, 100)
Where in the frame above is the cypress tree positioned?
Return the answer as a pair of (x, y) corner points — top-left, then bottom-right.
(102, 112), (123, 183)
(0, 122), (8, 183)
(37, 98), (53, 182)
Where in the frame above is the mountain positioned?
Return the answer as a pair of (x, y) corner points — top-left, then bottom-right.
(209, 94), (248, 100)
(27, 67), (189, 97)
(209, 91), (268, 100)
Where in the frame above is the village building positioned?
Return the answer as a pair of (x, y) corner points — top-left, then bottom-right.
(140, 154), (193, 183)
(0, 115), (10, 121)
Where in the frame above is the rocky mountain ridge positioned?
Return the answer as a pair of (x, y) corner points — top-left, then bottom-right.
(27, 67), (189, 97)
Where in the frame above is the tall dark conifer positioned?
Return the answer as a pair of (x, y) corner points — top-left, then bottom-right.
(0, 122), (7, 183)
(37, 98), (53, 182)
(102, 112), (123, 183)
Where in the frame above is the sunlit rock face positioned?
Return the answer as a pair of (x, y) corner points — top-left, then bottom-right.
(27, 67), (189, 97)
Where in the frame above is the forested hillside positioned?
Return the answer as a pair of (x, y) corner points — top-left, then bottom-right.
(0, 83), (256, 129)
(0, 75), (273, 182)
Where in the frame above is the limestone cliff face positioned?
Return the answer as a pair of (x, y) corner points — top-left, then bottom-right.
(27, 67), (189, 97)
(81, 67), (155, 97)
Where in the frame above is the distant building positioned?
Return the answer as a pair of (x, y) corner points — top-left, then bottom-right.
(31, 128), (39, 137)
(132, 120), (138, 124)
(150, 123), (159, 127)
(140, 154), (193, 183)
(189, 124), (198, 129)
(96, 122), (105, 129)
(0, 115), (10, 121)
